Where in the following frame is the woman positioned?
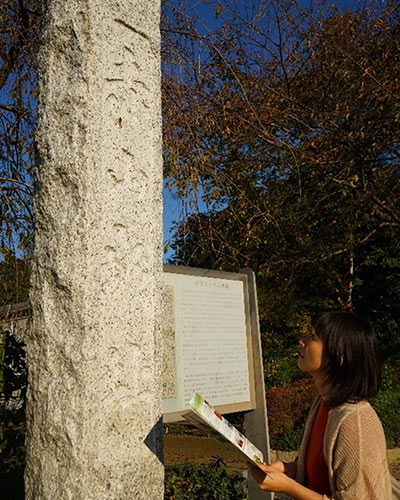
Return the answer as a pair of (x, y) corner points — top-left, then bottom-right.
(248, 311), (400, 500)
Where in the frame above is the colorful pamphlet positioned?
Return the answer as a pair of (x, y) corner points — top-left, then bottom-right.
(181, 392), (264, 467)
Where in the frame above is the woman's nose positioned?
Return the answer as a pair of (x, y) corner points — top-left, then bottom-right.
(299, 337), (305, 347)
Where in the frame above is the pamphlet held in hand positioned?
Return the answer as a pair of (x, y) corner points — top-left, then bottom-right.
(181, 392), (264, 467)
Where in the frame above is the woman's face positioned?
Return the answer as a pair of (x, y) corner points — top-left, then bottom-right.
(298, 330), (325, 376)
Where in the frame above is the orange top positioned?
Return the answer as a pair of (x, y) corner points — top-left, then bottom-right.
(305, 400), (331, 495)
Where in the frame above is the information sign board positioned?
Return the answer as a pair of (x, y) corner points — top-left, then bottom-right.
(162, 265), (256, 422)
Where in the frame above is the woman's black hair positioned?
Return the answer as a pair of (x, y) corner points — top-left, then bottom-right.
(312, 311), (381, 407)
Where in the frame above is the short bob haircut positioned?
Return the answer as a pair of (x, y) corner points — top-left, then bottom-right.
(312, 311), (381, 407)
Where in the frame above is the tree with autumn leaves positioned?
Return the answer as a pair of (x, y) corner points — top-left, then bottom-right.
(163, 1), (400, 370)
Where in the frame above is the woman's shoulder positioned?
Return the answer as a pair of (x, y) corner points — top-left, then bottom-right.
(329, 399), (371, 417)
(327, 399), (385, 441)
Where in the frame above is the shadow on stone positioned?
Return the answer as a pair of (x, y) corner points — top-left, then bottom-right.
(144, 415), (164, 465)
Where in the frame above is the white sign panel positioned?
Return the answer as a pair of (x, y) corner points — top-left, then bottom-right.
(162, 271), (250, 413)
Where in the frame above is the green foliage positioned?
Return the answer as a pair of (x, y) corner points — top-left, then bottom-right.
(371, 359), (400, 448)
(164, 460), (247, 500)
(0, 249), (30, 308)
(265, 355), (303, 388)
(353, 230), (400, 358)
(263, 331), (305, 387)
(0, 331), (27, 472)
(372, 385), (400, 449)
(269, 423), (305, 452)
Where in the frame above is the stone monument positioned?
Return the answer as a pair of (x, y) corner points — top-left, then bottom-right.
(25, 1), (163, 498)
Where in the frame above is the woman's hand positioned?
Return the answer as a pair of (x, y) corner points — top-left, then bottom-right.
(271, 459), (297, 478)
(269, 460), (285, 473)
(247, 461), (291, 493)
(247, 461), (324, 500)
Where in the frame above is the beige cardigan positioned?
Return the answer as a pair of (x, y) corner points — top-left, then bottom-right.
(295, 397), (400, 500)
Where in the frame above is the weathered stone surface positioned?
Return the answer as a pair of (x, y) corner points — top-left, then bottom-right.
(25, 1), (163, 498)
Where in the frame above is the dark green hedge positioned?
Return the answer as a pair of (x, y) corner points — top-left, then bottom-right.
(165, 460), (247, 500)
